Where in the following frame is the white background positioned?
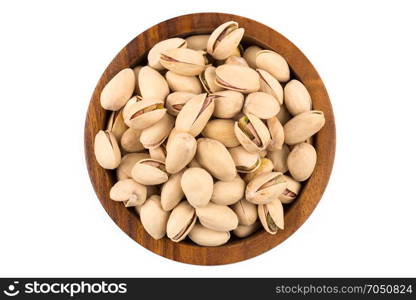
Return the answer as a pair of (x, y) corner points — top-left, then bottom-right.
(0, 0), (415, 277)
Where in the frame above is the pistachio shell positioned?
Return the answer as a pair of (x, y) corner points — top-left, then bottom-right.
(140, 195), (169, 240)
(188, 224), (230, 246)
(100, 68), (135, 111)
(201, 119), (240, 148)
(94, 130), (121, 169)
(246, 172), (287, 204)
(165, 132), (197, 174)
(149, 145), (167, 162)
(267, 144), (290, 173)
(161, 170), (185, 211)
(284, 80), (312, 116)
(215, 64), (260, 93)
(196, 203), (238, 231)
(211, 175), (245, 205)
(166, 71), (202, 94)
(181, 167), (213, 208)
(256, 50), (290, 82)
(120, 128), (144, 152)
(266, 117), (285, 151)
(279, 175), (302, 204)
(138, 66), (169, 100)
(166, 92), (195, 116)
(199, 66), (224, 93)
(122, 96), (141, 121)
(233, 222), (260, 238)
(166, 201), (197, 242)
(229, 146), (260, 173)
(140, 113), (174, 149)
(133, 66), (142, 95)
(243, 92), (280, 119)
(225, 56), (249, 67)
(196, 138), (237, 181)
(257, 69), (284, 105)
(234, 114), (271, 153)
(185, 35), (210, 51)
(117, 153), (150, 180)
(231, 198), (258, 226)
(243, 158), (274, 183)
(175, 93), (215, 137)
(258, 198), (284, 234)
(131, 159), (168, 185)
(207, 21), (244, 60)
(160, 48), (206, 76)
(287, 143), (317, 181)
(276, 104), (291, 125)
(107, 110), (128, 142)
(243, 45), (262, 68)
(284, 110), (325, 145)
(165, 127), (178, 152)
(110, 179), (147, 207)
(212, 90), (244, 118)
(147, 38), (187, 70)
(124, 98), (167, 130)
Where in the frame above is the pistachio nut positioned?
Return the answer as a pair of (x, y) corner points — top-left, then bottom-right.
(185, 34), (210, 51)
(225, 55), (249, 67)
(266, 117), (285, 151)
(259, 149), (268, 158)
(284, 79), (312, 116)
(165, 92), (195, 116)
(258, 198), (284, 234)
(234, 114), (271, 153)
(131, 158), (168, 185)
(231, 198), (258, 226)
(279, 175), (301, 204)
(133, 66), (142, 95)
(147, 38), (187, 70)
(175, 93), (215, 137)
(110, 179), (147, 207)
(257, 69), (284, 105)
(149, 145), (167, 162)
(243, 158), (274, 183)
(116, 153), (150, 180)
(94, 130), (121, 169)
(120, 128), (144, 152)
(138, 66), (169, 100)
(266, 144), (290, 173)
(211, 175), (245, 205)
(140, 195), (169, 240)
(283, 110), (325, 145)
(243, 92), (280, 119)
(229, 146), (260, 173)
(246, 172), (287, 204)
(165, 132), (197, 174)
(122, 95), (141, 121)
(165, 71), (202, 94)
(199, 65), (224, 93)
(243, 45), (262, 68)
(233, 222), (260, 238)
(256, 50), (290, 82)
(140, 113), (174, 149)
(212, 90), (244, 118)
(196, 138), (237, 181)
(181, 167), (213, 208)
(161, 170), (185, 211)
(124, 98), (166, 130)
(215, 64), (260, 93)
(107, 110), (128, 142)
(188, 223), (230, 246)
(166, 201), (196, 242)
(159, 48), (206, 76)
(100, 68), (135, 111)
(196, 202), (238, 232)
(276, 104), (291, 125)
(207, 21), (244, 60)
(201, 119), (240, 148)
(287, 143), (317, 181)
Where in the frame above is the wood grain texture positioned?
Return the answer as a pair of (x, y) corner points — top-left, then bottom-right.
(84, 12), (336, 265)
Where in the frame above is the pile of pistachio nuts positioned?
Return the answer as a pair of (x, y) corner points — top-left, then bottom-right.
(93, 21), (325, 247)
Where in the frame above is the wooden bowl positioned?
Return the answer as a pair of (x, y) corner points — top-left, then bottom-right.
(84, 12), (336, 265)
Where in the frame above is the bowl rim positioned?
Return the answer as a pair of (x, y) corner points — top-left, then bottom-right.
(84, 12), (336, 265)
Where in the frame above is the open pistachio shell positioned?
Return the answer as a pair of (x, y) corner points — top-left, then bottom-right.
(284, 80), (312, 116)
(107, 110), (128, 142)
(243, 45), (262, 68)
(131, 158), (168, 185)
(196, 202), (238, 232)
(229, 146), (260, 173)
(175, 93), (215, 137)
(267, 144), (290, 173)
(207, 21), (245, 60)
(266, 117), (285, 151)
(284, 110), (325, 145)
(279, 175), (301, 204)
(215, 64), (260, 93)
(185, 35), (210, 51)
(181, 167), (213, 208)
(165, 127), (178, 153)
(149, 145), (167, 162)
(256, 50), (290, 82)
(140, 195), (169, 240)
(94, 130), (121, 169)
(234, 114), (271, 153)
(166, 71), (202, 94)
(161, 170), (185, 211)
(231, 199), (258, 226)
(165, 132), (197, 174)
(140, 113), (174, 149)
(276, 104), (291, 125)
(166, 201), (197, 242)
(243, 158), (274, 183)
(160, 48), (206, 76)
(166, 92), (195, 116)
(117, 153), (150, 180)
(212, 90), (244, 118)
(257, 69), (284, 105)
(211, 175), (245, 205)
(122, 96), (141, 121)
(124, 98), (166, 130)
(258, 198), (284, 234)
(246, 172), (287, 204)
(196, 138), (237, 181)
(100, 68), (135, 111)
(287, 143), (317, 181)
(120, 128), (144, 152)
(233, 222), (260, 238)
(225, 56), (249, 67)
(110, 179), (147, 207)
(138, 66), (169, 100)
(188, 223), (230, 246)
(201, 119), (240, 148)
(243, 92), (280, 119)
(199, 65), (224, 93)
(147, 38), (187, 70)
